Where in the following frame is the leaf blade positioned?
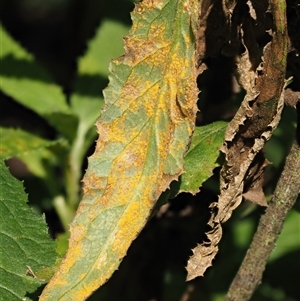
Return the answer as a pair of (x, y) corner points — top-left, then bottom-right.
(0, 161), (57, 301)
(0, 127), (64, 160)
(180, 122), (227, 193)
(40, 0), (200, 299)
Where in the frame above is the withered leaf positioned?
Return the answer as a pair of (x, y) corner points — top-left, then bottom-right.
(242, 154), (269, 207)
(186, 0), (288, 280)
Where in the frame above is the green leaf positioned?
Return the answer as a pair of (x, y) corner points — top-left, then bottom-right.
(0, 127), (65, 160)
(180, 122), (227, 193)
(77, 19), (131, 77)
(16, 145), (67, 180)
(40, 0), (200, 299)
(0, 160), (57, 300)
(0, 25), (78, 140)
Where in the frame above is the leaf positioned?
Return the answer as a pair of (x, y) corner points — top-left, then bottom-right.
(0, 127), (65, 160)
(186, 0), (289, 280)
(0, 160), (57, 300)
(0, 25), (78, 140)
(39, 0), (200, 300)
(242, 153), (269, 207)
(0, 127), (67, 182)
(76, 19), (131, 78)
(180, 122), (227, 193)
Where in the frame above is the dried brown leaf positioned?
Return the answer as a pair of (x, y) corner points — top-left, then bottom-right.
(186, 240), (219, 280)
(242, 154), (269, 207)
(187, 0), (288, 280)
(285, 88), (300, 108)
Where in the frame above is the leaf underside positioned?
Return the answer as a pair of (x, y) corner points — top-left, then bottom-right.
(40, 0), (200, 300)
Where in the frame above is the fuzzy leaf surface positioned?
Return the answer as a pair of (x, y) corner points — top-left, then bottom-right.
(180, 122), (227, 193)
(39, 0), (200, 300)
(0, 161), (57, 301)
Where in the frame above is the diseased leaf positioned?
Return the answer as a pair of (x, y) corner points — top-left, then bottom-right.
(180, 121), (227, 193)
(0, 25), (78, 140)
(40, 0), (200, 300)
(186, 0), (289, 280)
(0, 160), (57, 300)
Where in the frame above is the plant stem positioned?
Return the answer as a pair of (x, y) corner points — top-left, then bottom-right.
(225, 139), (300, 301)
(53, 195), (75, 232)
(65, 122), (87, 210)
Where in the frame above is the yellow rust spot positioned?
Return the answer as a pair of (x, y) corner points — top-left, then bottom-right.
(83, 172), (106, 194)
(44, 241), (84, 291)
(110, 202), (147, 254)
(149, 22), (167, 42)
(70, 223), (87, 242)
(135, 0), (154, 14)
(93, 129), (151, 208)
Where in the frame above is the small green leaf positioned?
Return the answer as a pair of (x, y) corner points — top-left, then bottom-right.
(0, 25), (78, 140)
(180, 121), (227, 193)
(0, 160), (57, 300)
(0, 127), (65, 160)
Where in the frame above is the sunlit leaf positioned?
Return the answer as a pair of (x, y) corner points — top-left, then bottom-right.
(40, 0), (200, 299)
(180, 122), (227, 193)
(76, 19), (131, 78)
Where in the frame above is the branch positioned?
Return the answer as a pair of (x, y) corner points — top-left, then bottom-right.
(225, 139), (300, 301)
